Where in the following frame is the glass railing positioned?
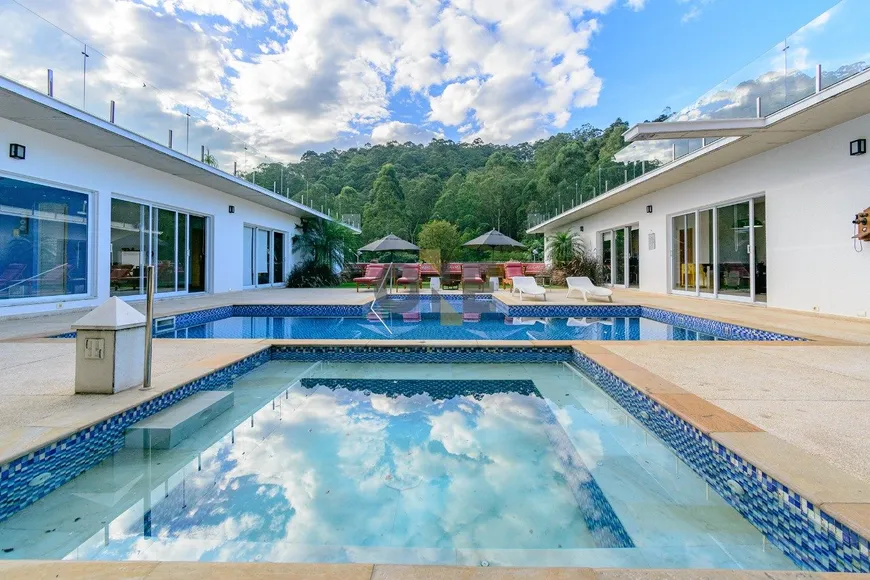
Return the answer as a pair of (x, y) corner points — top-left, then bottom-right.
(0, 0), (356, 227)
(534, 0), (870, 227)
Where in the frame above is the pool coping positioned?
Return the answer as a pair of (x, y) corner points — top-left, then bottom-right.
(1, 343), (869, 571)
(0, 561), (861, 579)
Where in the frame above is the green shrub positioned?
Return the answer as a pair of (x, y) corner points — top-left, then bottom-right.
(286, 261), (342, 288)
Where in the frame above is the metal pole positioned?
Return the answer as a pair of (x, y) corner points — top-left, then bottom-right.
(756, 96), (762, 118)
(168, 129), (173, 149)
(109, 100), (115, 123)
(81, 44), (89, 109)
(815, 64), (822, 93)
(201, 145), (205, 163)
(47, 69), (54, 97)
(142, 265), (155, 390)
(234, 161), (237, 176)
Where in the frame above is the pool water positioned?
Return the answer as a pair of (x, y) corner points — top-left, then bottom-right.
(157, 315), (720, 341)
(0, 362), (795, 569)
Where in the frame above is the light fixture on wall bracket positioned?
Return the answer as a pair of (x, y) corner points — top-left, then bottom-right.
(851, 139), (867, 156)
(8, 143), (25, 160)
(579, 226), (584, 232)
(228, 205), (235, 214)
(646, 205), (653, 214)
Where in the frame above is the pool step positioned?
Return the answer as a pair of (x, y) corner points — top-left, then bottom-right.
(125, 391), (234, 450)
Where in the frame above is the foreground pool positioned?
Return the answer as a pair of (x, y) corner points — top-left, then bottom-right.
(0, 361), (796, 569)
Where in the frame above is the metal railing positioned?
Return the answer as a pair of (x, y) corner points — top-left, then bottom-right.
(529, 0), (870, 226)
(369, 263), (393, 335)
(0, 0), (358, 229)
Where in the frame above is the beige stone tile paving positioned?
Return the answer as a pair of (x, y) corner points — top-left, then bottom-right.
(603, 344), (870, 484)
(0, 338), (267, 463)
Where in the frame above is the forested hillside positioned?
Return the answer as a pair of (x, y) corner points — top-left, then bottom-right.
(244, 114), (668, 250)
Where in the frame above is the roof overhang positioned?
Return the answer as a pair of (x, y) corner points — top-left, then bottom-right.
(0, 76), (360, 233)
(623, 118), (766, 142)
(528, 69), (870, 234)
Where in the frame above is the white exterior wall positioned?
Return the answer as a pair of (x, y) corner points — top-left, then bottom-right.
(551, 113), (870, 318)
(0, 118), (302, 317)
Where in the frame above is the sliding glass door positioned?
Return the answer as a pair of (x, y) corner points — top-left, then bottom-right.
(628, 227), (640, 288)
(110, 199), (208, 297)
(670, 196), (765, 302)
(600, 225), (639, 288)
(244, 226), (287, 288)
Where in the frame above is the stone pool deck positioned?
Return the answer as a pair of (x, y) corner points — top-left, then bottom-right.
(2, 287), (870, 574)
(0, 561), (864, 579)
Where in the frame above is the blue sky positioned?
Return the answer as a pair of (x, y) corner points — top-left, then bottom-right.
(11, 0), (847, 160)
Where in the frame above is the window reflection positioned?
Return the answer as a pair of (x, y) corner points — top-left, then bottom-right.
(0, 176), (89, 300)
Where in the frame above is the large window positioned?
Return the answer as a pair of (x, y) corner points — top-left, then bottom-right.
(670, 195), (766, 302)
(0, 176), (89, 301)
(110, 198), (207, 297)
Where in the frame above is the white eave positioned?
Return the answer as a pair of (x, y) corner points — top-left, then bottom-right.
(528, 69), (870, 234)
(623, 118), (766, 142)
(0, 76), (360, 233)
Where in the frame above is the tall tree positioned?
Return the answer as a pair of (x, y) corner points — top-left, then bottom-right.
(362, 164), (406, 241)
(404, 174), (441, 241)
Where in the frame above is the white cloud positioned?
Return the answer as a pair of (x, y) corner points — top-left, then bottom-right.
(679, 0), (714, 24)
(370, 121), (443, 144)
(10, 0), (647, 159)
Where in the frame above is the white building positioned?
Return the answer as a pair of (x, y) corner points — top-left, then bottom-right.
(529, 4), (870, 319)
(0, 76), (354, 319)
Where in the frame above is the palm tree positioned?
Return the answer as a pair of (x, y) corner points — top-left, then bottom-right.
(293, 218), (354, 271)
(548, 231), (583, 269)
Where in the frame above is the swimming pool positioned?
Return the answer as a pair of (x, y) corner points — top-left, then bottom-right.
(157, 314), (722, 341)
(0, 360), (797, 568)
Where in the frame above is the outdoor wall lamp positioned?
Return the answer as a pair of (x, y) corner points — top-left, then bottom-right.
(850, 139), (867, 156)
(646, 205), (653, 213)
(8, 143), (25, 160)
(228, 205), (235, 214)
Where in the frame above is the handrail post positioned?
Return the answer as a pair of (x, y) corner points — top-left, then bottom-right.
(142, 265), (155, 390)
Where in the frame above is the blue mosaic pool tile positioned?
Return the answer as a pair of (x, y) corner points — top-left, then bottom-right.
(271, 345), (572, 364)
(172, 306), (234, 329)
(0, 348), (270, 523)
(569, 349), (868, 573)
(536, 399), (635, 549)
(504, 304), (641, 319)
(231, 304), (368, 317)
(299, 377), (539, 399)
(639, 307), (804, 342)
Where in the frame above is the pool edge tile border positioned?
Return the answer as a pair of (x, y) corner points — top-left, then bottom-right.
(570, 345), (870, 573)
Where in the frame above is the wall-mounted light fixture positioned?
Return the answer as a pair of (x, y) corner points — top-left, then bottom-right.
(228, 205), (235, 214)
(579, 225), (584, 232)
(8, 143), (25, 160)
(850, 139), (867, 156)
(646, 205), (653, 214)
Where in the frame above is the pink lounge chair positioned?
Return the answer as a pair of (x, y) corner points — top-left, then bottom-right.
(461, 265), (484, 292)
(353, 264), (386, 292)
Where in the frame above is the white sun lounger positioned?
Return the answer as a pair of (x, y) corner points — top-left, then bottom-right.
(511, 276), (547, 301)
(566, 277), (613, 302)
